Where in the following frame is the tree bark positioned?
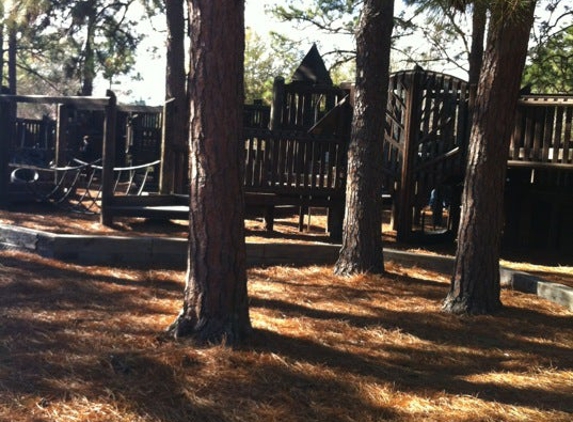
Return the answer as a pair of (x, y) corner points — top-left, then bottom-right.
(444, 1), (537, 314)
(334, 0), (394, 276)
(80, 10), (96, 96)
(162, 0), (188, 193)
(468, 1), (486, 88)
(168, 0), (251, 345)
(8, 24), (17, 94)
(0, 23), (4, 89)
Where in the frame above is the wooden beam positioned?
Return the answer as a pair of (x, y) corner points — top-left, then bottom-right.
(0, 94), (109, 108)
(0, 94), (161, 112)
(507, 160), (573, 170)
(100, 91), (118, 226)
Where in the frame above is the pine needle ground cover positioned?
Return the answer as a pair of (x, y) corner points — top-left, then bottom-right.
(1, 249), (571, 422)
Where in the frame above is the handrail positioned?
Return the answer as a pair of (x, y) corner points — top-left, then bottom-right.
(72, 158), (160, 172)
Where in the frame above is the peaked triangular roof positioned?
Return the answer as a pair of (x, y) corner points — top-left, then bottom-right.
(291, 44), (333, 86)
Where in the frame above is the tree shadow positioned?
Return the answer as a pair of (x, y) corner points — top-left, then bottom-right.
(1, 250), (572, 421)
(250, 328), (573, 413)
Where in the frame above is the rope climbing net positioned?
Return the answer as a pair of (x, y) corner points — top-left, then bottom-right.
(9, 159), (161, 214)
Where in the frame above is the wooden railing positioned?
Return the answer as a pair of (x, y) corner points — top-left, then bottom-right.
(244, 102), (271, 129)
(270, 77), (349, 131)
(15, 118), (55, 151)
(243, 129), (347, 197)
(510, 95), (573, 168)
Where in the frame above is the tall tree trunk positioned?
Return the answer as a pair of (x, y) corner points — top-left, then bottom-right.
(0, 23), (4, 88)
(468, 1), (486, 87)
(168, 0), (250, 345)
(162, 0), (188, 193)
(80, 10), (97, 96)
(444, 1), (537, 314)
(334, 0), (394, 276)
(8, 24), (17, 94)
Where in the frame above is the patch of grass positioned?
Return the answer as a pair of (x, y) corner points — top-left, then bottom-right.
(1, 251), (571, 422)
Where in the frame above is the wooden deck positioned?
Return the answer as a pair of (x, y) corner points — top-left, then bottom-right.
(98, 129), (348, 240)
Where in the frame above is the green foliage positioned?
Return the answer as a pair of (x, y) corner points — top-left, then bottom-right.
(244, 28), (275, 104)
(269, 0), (571, 84)
(272, 0), (359, 35)
(270, 0), (360, 68)
(523, 2), (573, 93)
(244, 28), (303, 104)
(329, 59), (355, 85)
(397, 0), (474, 77)
(2, 0), (157, 96)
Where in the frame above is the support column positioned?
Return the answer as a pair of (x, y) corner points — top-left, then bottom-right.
(396, 68), (423, 242)
(100, 91), (118, 226)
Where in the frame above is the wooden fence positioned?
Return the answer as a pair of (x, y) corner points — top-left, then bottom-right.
(98, 128), (348, 239)
(243, 129), (346, 195)
(384, 68), (471, 241)
(504, 95), (573, 251)
(385, 69), (573, 252)
(270, 77), (349, 131)
(509, 95), (573, 168)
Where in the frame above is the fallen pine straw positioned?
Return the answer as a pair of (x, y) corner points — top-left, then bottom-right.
(2, 205), (572, 285)
(0, 250), (571, 422)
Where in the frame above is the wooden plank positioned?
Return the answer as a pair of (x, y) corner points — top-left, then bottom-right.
(110, 194), (188, 207)
(397, 69), (423, 241)
(0, 102), (13, 206)
(253, 136), (264, 187)
(285, 137), (294, 186)
(109, 205), (189, 220)
(0, 94), (109, 108)
(256, 137), (266, 187)
(100, 92), (118, 226)
(244, 136), (255, 187)
(542, 106), (554, 162)
(523, 107), (535, 160)
(277, 135), (287, 186)
(507, 160), (573, 169)
(511, 106), (525, 160)
(531, 107), (544, 161)
(563, 107), (573, 164)
(519, 96), (573, 106)
(269, 135), (279, 187)
(326, 140), (335, 189)
(552, 106), (564, 163)
(302, 136), (311, 189)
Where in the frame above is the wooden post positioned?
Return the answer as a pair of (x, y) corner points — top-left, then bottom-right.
(269, 76), (285, 130)
(396, 68), (423, 242)
(327, 202), (344, 242)
(0, 100), (13, 206)
(159, 98), (175, 194)
(265, 76), (286, 229)
(100, 90), (118, 226)
(54, 104), (71, 186)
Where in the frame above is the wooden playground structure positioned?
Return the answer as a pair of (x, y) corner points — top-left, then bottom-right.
(381, 68), (573, 252)
(1, 50), (572, 252)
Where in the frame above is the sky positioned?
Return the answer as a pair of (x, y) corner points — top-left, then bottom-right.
(100, 0), (356, 106)
(101, 0), (468, 106)
(74, 0), (573, 105)
(99, 1), (289, 105)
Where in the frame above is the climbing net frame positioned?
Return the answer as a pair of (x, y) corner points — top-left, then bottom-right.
(9, 159), (161, 214)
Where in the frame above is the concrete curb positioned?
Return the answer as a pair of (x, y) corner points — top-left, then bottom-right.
(1, 223), (571, 311)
